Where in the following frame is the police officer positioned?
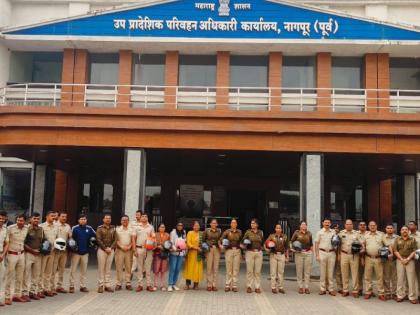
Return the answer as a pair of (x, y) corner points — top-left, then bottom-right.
(333, 224), (343, 294)
(40, 211), (58, 296)
(53, 211), (72, 293)
(115, 215), (134, 291)
(265, 223), (288, 294)
(0, 211), (9, 307)
(4, 214), (28, 305)
(203, 218), (221, 291)
(363, 221), (385, 301)
(357, 221), (368, 295)
(219, 218), (242, 292)
(315, 217), (336, 295)
(130, 210), (142, 276)
(383, 223), (398, 300)
(338, 219), (362, 298)
(242, 218), (264, 294)
(408, 220), (420, 299)
(393, 225), (418, 304)
(96, 213), (116, 293)
(69, 213), (96, 293)
(23, 212), (43, 301)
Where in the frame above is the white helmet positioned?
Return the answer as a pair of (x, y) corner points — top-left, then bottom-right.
(54, 238), (67, 251)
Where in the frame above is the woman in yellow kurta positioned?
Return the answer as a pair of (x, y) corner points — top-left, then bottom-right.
(183, 221), (204, 289)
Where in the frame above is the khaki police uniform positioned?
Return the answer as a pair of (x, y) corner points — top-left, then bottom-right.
(357, 231), (367, 293)
(96, 224), (116, 289)
(133, 223), (154, 287)
(115, 225), (134, 287)
(220, 228), (242, 289)
(129, 221), (141, 273)
(382, 233), (398, 298)
(291, 230), (313, 289)
(393, 236), (418, 301)
(52, 222), (71, 289)
(23, 225), (43, 296)
(40, 222), (58, 293)
(266, 233), (288, 290)
(243, 229), (264, 290)
(315, 228), (336, 292)
(409, 231), (420, 296)
(5, 224), (28, 300)
(364, 231), (385, 296)
(338, 229), (361, 294)
(0, 224), (9, 303)
(203, 228), (221, 288)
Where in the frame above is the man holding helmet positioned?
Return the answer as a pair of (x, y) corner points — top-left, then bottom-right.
(52, 211), (71, 294)
(96, 213), (116, 293)
(115, 215), (134, 291)
(383, 223), (398, 300)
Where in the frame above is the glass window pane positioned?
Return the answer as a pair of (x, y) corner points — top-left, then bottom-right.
(133, 54), (165, 85)
(0, 168), (31, 212)
(230, 55), (268, 87)
(332, 57), (363, 89)
(89, 53), (119, 85)
(390, 58), (420, 90)
(103, 183), (113, 212)
(282, 56), (315, 88)
(179, 55), (216, 86)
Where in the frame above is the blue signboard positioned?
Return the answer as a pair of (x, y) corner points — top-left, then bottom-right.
(5, 0), (420, 40)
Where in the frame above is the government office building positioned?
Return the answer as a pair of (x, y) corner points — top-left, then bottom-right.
(1, 0), (420, 235)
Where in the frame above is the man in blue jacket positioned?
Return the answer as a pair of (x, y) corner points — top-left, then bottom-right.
(68, 213), (95, 293)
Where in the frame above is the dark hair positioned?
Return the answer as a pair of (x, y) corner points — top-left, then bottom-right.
(103, 213), (112, 219)
(78, 213), (87, 220)
(323, 217), (331, 222)
(59, 211), (67, 216)
(231, 218), (237, 223)
(250, 218), (259, 225)
(32, 212), (41, 218)
(136, 210), (143, 214)
(158, 223), (166, 229)
(299, 220), (307, 226)
(275, 223), (282, 229)
(0, 211), (8, 217)
(408, 221), (417, 226)
(359, 221), (366, 225)
(46, 210), (56, 216)
(385, 223), (394, 228)
(368, 221), (377, 225)
(401, 225), (409, 230)
(16, 214), (26, 220)
(210, 218), (218, 224)
(192, 220), (201, 227)
(121, 215), (129, 220)
(175, 221), (185, 237)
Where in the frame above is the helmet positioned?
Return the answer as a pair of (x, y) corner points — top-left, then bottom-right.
(89, 237), (97, 250)
(201, 242), (210, 252)
(176, 239), (187, 250)
(378, 246), (390, 259)
(243, 239), (251, 247)
(145, 236), (156, 251)
(351, 242), (362, 254)
(222, 238), (230, 248)
(163, 240), (173, 250)
(265, 240), (275, 249)
(67, 239), (78, 252)
(415, 249), (420, 261)
(292, 241), (303, 251)
(40, 240), (52, 255)
(331, 235), (341, 248)
(54, 238), (67, 251)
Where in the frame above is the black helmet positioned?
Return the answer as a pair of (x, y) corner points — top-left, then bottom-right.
(378, 246), (390, 259)
(331, 235), (341, 248)
(415, 249), (420, 261)
(292, 241), (303, 251)
(67, 239), (78, 252)
(89, 237), (98, 249)
(40, 240), (52, 255)
(351, 241), (362, 254)
(201, 242), (210, 252)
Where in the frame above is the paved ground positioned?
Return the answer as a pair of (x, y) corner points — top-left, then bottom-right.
(3, 259), (419, 315)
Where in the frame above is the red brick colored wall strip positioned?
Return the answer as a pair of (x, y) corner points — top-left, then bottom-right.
(53, 169), (67, 211)
(364, 53), (378, 113)
(164, 51), (179, 109)
(72, 49), (89, 108)
(379, 178), (392, 228)
(216, 51), (230, 111)
(65, 172), (79, 225)
(268, 52), (282, 111)
(377, 53), (390, 113)
(61, 49), (75, 108)
(118, 50), (133, 109)
(316, 52), (331, 112)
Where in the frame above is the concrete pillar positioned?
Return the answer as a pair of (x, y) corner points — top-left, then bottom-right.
(32, 164), (47, 217)
(122, 149), (146, 221)
(300, 154), (324, 275)
(404, 175), (416, 223)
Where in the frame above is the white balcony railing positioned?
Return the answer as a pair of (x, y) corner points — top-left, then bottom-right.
(2, 83), (420, 113)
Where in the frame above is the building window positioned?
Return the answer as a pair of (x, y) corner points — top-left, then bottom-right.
(390, 58), (420, 90)
(89, 53), (119, 85)
(8, 52), (63, 84)
(282, 56), (315, 89)
(179, 55), (216, 86)
(0, 168), (31, 214)
(332, 57), (363, 89)
(133, 54), (165, 86)
(230, 55), (268, 87)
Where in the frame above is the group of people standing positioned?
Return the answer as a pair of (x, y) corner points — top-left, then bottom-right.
(0, 209), (420, 307)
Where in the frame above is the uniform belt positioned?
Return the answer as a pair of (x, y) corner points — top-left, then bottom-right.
(247, 249), (261, 252)
(366, 254), (379, 259)
(8, 250), (24, 255)
(136, 245), (144, 248)
(341, 250), (349, 254)
(274, 251), (285, 255)
(320, 248), (335, 253)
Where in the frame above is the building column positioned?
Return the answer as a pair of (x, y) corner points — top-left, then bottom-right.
(316, 52), (331, 112)
(164, 51), (179, 109)
(300, 154), (324, 275)
(377, 53), (390, 113)
(61, 48), (75, 107)
(53, 169), (67, 211)
(367, 176), (392, 227)
(216, 51), (230, 111)
(404, 175), (416, 223)
(72, 49), (89, 107)
(118, 50), (133, 108)
(364, 53), (378, 112)
(122, 149), (146, 221)
(31, 164), (47, 217)
(268, 52), (282, 111)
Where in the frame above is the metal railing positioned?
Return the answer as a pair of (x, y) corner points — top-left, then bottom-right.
(2, 83), (420, 113)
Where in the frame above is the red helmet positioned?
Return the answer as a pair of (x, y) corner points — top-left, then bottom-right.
(144, 237), (156, 250)
(266, 240), (275, 249)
